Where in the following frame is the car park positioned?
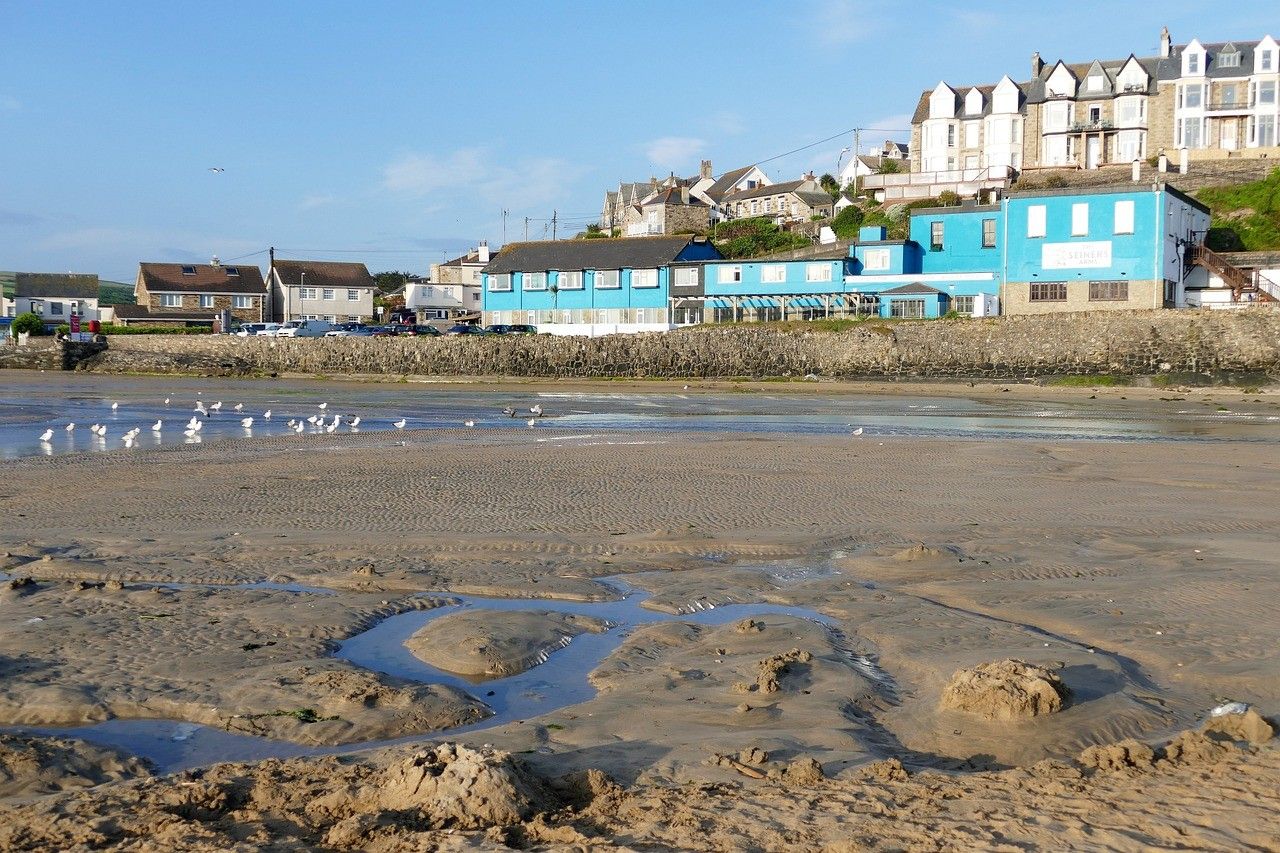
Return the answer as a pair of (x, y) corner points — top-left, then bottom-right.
(484, 324), (511, 335)
(507, 324), (538, 335)
(275, 319), (333, 338)
(236, 322), (281, 337)
(325, 322), (373, 337)
(444, 324), (487, 336)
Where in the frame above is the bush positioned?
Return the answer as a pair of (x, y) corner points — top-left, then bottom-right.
(935, 190), (962, 207)
(831, 204), (865, 239)
(99, 324), (211, 335)
(11, 312), (45, 336)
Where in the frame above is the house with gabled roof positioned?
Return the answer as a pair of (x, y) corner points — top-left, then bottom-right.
(722, 175), (833, 225)
(124, 259), (265, 327)
(10, 273), (100, 327)
(267, 259), (375, 324)
(600, 161), (771, 233)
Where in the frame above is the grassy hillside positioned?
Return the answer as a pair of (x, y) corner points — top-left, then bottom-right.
(1196, 167), (1280, 252)
(98, 281), (135, 305)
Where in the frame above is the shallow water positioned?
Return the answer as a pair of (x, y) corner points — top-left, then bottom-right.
(0, 373), (1277, 459)
(5, 576), (896, 774)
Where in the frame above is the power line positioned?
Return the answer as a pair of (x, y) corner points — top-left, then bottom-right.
(752, 126), (912, 167)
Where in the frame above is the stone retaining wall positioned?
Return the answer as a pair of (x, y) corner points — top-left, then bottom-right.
(66, 310), (1280, 380)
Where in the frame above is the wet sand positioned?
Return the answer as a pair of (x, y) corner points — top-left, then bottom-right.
(0, 414), (1278, 849)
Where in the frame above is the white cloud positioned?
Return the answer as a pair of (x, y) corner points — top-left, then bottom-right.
(861, 114), (913, 146)
(810, 0), (879, 47)
(706, 112), (745, 137)
(382, 147), (584, 211)
(0, 95), (20, 112)
(643, 136), (707, 171)
(298, 193), (336, 211)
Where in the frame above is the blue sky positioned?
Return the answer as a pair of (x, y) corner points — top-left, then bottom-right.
(1, 1), (1276, 282)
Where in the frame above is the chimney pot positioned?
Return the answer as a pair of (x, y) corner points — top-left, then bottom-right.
(1160, 26), (1172, 58)
(1031, 51), (1044, 76)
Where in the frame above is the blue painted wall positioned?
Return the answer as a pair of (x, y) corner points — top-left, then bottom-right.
(912, 206), (1003, 275)
(703, 259), (850, 296)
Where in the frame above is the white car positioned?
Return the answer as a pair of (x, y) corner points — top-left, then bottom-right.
(235, 323), (281, 337)
(275, 320), (333, 338)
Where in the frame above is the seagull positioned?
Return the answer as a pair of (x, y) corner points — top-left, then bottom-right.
(89, 423), (101, 435)
(329, 414), (341, 428)
(111, 402), (119, 411)
(95, 427), (107, 438)
(65, 422), (75, 432)
(164, 397), (170, 406)
(393, 418), (406, 429)
(263, 410), (271, 419)
(208, 167), (224, 173)
(851, 427), (864, 436)
(123, 437), (135, 448)
(530, 404), (543, 416)
(464, 420), (475, 428)
(210, 401), (222, 412)
(293, 422), (304, 433)
(233, 403), (244, 412)
(527, 418), (538, 427)
(286, 419), (296, 428)
(151, 420), (163, 432)
(195, 402), (208, 415)
(349, 416), (360, 427)
(241, 417), (253, 428)
(193, 420), (203, 432)
(184, 428), (197, 438)
(307, 415), (318, 425)
(503, 406), (516, 417)
(325, 422), (338, 433)
(39, 429), (53, 442)
(318, 402), (328, 411)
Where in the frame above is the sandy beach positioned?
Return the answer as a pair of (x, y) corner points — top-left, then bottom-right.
(0, 389), (1278, 849)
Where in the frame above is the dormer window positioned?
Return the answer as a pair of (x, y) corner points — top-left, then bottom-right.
(1218, 51), (1240, 68)
(181, 265), (196, 275)
(225, 266), (240, 276)
(1187, 53), (1199, 74)
(1262, 50), (1274, 72)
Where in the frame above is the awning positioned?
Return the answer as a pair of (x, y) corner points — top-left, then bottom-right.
(706, 298), (731, 310)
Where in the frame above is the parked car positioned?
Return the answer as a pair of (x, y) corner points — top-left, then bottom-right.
(325, 322), (373, 337)
(369, 326), (399, 337)
(444, 324), (488, 336)
(508, 324), (538, 335)
(236, 322), (281, 337)
(402, 324), (442, 337)
(484, 324), (512, 335)
(275, 319), (333, 338)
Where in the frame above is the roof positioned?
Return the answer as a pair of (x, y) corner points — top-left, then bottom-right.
(643, 186), (709, 207)
(112, 304), (218, 321)
(880, 282), (945, 295)
(439, 248), (499, 267)
(704, 165), (760, 203)
(1006, 182), (1211, 214)
(726, 179), (822, 203)
(15, 273), (99, 299)
(271, 260), (374, 289)
(138, 263), (266, 295)
(483, 235), (718, 275)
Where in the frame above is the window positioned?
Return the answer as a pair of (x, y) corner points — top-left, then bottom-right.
(964, 121), (979, 148)
(161, 294), (182, 307)
(300, 287), (317, 299)
(30, 300), (44, 314)
(1087, 74), (1103, 91)
(1179, 116), (1203, 148)
(1071, 203), (1089, 237)
(347, 289), (360, 301)
(805, 263), (833, 282)
(673, 267), (698, 287)
(1027, 205), (1047, 238)
(523, 272), (547, 291)
(1255, 115), (1276, 148)
(1218, 51), (1240, 69)
(595, 269), (620, 289)
(1181, 83), (1203, 109)
(1114, 200), (1135, 234)
(322, 288), (335, 300)
(889, 298), (926, 318)
(69, 301), (79, 315)
(225, 266), (240, 276)
(761, 264), (786, 283)
(324, 314), (337, 323)
(1089, 280), (1128, 301)
(1187, 53), (1200, 74)
(233, 296), (253, 309)
(1263, 50), (1275, 72)
(49, 301), (63, 315)
(864, 249), (891, 271)
(750, 201), (759, 215)
(1116, 96), (1146, 126)
(1029, 282), (1067, 301)
(952, 295), (975, 315)
(718, 265), (742, 284)
(982, 218), (997, 248)
(181, 266), (196, 276)
(1044, 101), (1071, 132)
(763, 198), (772, 213)
(1258, 81), (1277, 105)
(488, 274), (512, 292)
(632, 268), (658, 288)
(947, 124), (956, 147)
(1117, 130), (1145, 161)
(559, 270), (584, 290)
(200, 295), (214, 308)
(347, 315), (359, 322)
(930, 221), (944, 251)
(1088, 105), (1102, 124)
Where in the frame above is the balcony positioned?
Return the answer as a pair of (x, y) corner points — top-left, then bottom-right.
(1069, 119), (1115, 132)
(1205, 100), (1253, 113)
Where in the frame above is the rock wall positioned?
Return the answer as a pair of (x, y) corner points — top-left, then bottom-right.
(71, 310), (1280, 380)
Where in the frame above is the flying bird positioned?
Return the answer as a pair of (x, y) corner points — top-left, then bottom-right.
(393, 418), (406, 429)
(39, 429), (53, 442)
(208, 167), (224, 173)
(195, 402), (208, 415)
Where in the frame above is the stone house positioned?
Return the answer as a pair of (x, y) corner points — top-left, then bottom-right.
(723, 176), (834, 224)
(637, 186), (710, 235)
(268, 260), (375, 323)
(601, 161), (771, 233)
(125, 261), (266, 327)
(416, 244), (494, 319)
(11, 273), (100, 327)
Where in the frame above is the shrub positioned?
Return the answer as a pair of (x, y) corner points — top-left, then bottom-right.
(876, 159), (902, 175)
(935, 190), (962, 207)
(831, 204), (865, 239)
(1042, 173), (1068, 189)
(11, 312), (45, 336)
(99, 324), (211, 335)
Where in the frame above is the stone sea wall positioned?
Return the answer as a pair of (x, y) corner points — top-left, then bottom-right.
(58, 310), (1280, 380)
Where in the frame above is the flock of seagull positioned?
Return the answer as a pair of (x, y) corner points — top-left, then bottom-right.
(36, 397), (558, 449)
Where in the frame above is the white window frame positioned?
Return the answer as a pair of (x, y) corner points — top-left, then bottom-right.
(1262, 50), (1275, 72)
(559, 270), (584, 290)
(1258, 81), (1276, 105)
(863, 249), (891, 271)
(673, 267), (698, 287)
(523, 272), (547, 291)
(717, 265), (742, 284)
(347, 289), (360, 301)
(233, 296), (253, 309)
(594, 269), (620, 289)
(488, 273), (512, 292)
(631, 268), (658, 288)
(1071, 203), (1089, 237)
(1114, 200), (1135, 235)
(322, 288), (335, 300)
(804, 263), (833, 283)
(1027, 205), (1047, 238)
(161, 293), (182, 308)
(761, 264), (787, 283)
(49, 301), (63, 316)
(299, 287), (317, 299)
(199, 294), (214, 308)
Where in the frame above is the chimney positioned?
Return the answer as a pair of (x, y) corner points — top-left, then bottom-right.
(1160, 26), (1171, 58)
(210, 255), (221, 268)
(477, 241), (490, 264)
(650, 176), (658, 190)
(680, 187), (689, 204)
(1031, 51), (1044, 77)
(700, 159), (713, 180)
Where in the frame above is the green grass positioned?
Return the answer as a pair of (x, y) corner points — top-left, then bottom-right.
(98, 281), (135, 306)
(1045, 374), (1130, 387)
(1197, 167), (1280, 251)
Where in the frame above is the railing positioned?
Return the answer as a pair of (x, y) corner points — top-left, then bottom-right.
(1206, 100), (1252, 111)
(1069, 120), (1115, 132)
(860, 165), (1015, 190)
(1193, 245), (1255, 301)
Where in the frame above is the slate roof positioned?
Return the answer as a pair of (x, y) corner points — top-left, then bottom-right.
(112, 304), (218, 321)
(880, 282), (945, 295)
(704, 165), (759, 203)
(15, 272), (99, 299)
(271, 260), (374, 289)
(483, 235), (718, 275)
(138, 263), (266, 295)
(643, 186), (709, 207)
(439, 249), (499, 267)
(725, 179), (832, 205)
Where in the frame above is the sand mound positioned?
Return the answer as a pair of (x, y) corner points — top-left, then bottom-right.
(940, 659), (1069, 720)
(1204, 708), (1275, 745)
(404, 610), (609, 679)
(0, 734), (150, 800)
(891, 543), (947, 561)
(734, 648), (814, 694)
(1078, 739), (1156, 771)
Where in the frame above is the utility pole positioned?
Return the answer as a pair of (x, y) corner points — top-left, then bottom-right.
(551, 209), (558, 241)
(268, 246), (275, 322)
(502, 209), (508, 246)
(524, 216), (529, 241)
(852, 128), (862, 198)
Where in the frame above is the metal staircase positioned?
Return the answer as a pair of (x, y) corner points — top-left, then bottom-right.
(1192, 246), (1279, 304)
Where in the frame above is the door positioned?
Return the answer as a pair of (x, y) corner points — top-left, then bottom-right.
(1221, 120), (1238, 151)
(1086, 136), (1101, 169)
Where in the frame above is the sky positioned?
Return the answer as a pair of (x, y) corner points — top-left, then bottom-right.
(2, 0), (1277, 283)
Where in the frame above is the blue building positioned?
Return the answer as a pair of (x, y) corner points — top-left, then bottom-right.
(481, 235), (721, 336)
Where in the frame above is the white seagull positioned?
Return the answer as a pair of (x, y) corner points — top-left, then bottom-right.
(193, 420), (203, 432)
(307, 415), (319, 425)
(293, 422), (304, 433)
(111, 402), (119, 411)
(39, 429), (53, 442)
(325, 421), (338, 433)
(851, 427), (864, 436)
(464, 420), (475, 428)
(530, 404), (543, 416)
(349, 416), (360, 427)
(241, 417), (253, 428)
(210, 401), (222, 412)
(195, 402), (208, 415)
(263, 410), (271, 419)
(151, 420), (163, 432)
(65, 422), (75, 432)
(318, 402), (328, 411)
(527, 418), (537, 428)
(393, 418), (406, 429)
(184, 428), (197, 438)
(164, 397), (171, 406)
(233, 403), (243, 412)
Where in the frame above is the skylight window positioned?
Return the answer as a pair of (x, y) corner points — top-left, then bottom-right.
(181, 265), (196, 275)
(225, 266), (240, 276)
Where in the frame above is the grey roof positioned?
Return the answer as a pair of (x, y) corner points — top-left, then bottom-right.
(643, 186), (709, 207)
(880, 282), (944, 295)
(483, 235), (717, 275)
(1162, 39), (1265, 79)
(15, 272), (99, 299)
(271, 260), (374, 289)
(724, 179), (811, 202)
(112, 304), (217, 321)
(704, 165), (760, 203)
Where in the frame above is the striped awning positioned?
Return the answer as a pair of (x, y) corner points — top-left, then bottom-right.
(706, 298), (732, 310)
